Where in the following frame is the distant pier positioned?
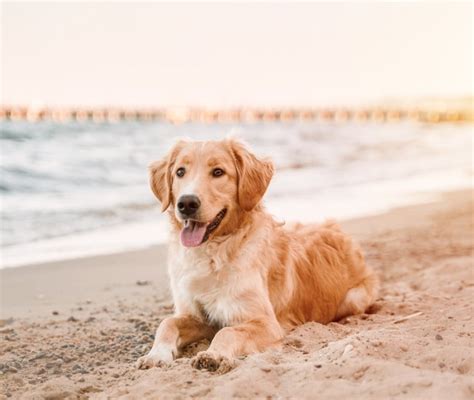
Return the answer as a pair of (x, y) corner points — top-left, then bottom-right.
(0, 104), (472, 124)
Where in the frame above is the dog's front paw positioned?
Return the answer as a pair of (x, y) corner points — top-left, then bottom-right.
(136, 345), (175, 369)
(191, 350), (234, 373)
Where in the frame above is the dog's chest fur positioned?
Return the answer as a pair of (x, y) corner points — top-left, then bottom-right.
(168, 240), (264, 327)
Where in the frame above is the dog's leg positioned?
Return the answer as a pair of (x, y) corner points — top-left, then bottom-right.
(192, 317), (283, 373)
(136, 315), (216, 369)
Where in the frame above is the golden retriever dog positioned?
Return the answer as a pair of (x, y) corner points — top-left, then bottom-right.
(137, 138), (379, 372)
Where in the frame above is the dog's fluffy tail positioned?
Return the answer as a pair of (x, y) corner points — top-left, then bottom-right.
(335, 267), (379, 320)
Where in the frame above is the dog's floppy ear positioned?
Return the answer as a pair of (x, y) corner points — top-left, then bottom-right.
(149, 141), (186, 212)
(228, 139), (274, 211)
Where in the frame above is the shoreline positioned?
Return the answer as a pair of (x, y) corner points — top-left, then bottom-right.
(2, 184), (472, 270)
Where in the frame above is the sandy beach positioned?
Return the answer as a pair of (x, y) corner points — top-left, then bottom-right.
(1, 189), (473, 399)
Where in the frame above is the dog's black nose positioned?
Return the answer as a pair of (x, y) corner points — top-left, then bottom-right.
(177, 195), (201, 216)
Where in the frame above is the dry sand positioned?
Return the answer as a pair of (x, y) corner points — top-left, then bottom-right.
(0, 190), (473, 399)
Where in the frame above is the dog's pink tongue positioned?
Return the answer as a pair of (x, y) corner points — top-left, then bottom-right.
(180, 222), (207, 247)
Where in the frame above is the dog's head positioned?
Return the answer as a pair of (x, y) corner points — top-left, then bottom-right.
(149, 139), (274, 247)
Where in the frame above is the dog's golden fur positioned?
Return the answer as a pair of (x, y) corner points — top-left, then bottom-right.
(137, 139), (379, 372)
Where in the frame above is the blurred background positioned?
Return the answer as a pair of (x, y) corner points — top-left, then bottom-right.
(1, 2), (472, 267)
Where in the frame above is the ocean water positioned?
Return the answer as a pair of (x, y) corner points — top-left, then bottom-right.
(1, 119), (472, 267)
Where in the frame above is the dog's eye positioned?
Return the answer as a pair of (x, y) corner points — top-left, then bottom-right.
(212, 168), (225, 177)
(176, 167), (186, 178)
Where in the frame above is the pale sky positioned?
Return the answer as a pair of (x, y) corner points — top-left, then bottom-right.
(1, 2), (472, 107)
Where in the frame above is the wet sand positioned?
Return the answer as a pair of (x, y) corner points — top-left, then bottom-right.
(0, 190), (473, 399)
